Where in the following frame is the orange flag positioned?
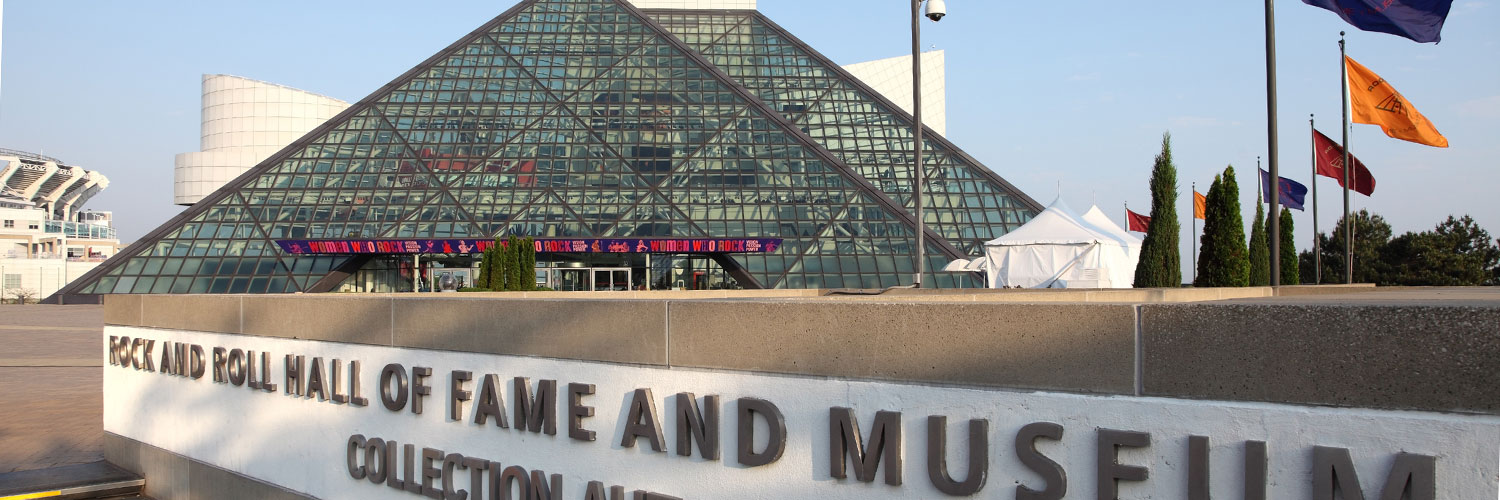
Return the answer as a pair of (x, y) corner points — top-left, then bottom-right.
(1345, 55), (1448, 148)
(1193, 191), (1207, 220)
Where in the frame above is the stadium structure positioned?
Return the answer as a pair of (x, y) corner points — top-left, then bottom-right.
(1, 149), (119, 300)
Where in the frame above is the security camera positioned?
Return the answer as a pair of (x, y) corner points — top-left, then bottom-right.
(925, 0), (947, 21)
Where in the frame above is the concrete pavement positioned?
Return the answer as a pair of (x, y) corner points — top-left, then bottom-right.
(0, 305), (104, 473)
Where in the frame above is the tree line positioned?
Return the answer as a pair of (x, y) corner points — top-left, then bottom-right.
(1133, 132), (1498, 287)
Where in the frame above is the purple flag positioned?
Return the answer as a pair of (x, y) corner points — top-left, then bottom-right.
(1301, 0), (1453, 43)
(1260, 168), (1308, 211)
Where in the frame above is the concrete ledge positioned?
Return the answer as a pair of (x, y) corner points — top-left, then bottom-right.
(140, 295), (241, 333)
(101, 294), (141, 327)
(392, 298), (668, 365)
(103, 432), (313, 500)
(101, 287), (1500, 413)
(1141, 302), (1500, 414)
(670, 301), (1138, 394)
(243, 295), (392, 345)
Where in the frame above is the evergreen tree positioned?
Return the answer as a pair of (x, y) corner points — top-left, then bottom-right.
(1196, 166), (1249, 287)
(1193, 175), (1222, 287)
(504, 235), (523, 291)
(1279, 208), (1299, 285)
(1133, 133), (1182, 288)
(477, 246), (494, 290)
(1248, 198), (1270, 286)
(519, 237), (537, 291)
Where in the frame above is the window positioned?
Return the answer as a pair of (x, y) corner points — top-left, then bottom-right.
(28, 222), (39, 230)
(3, 274), (20, 289)
(2, 220), (12, 228)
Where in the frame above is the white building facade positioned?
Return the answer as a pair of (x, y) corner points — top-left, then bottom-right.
(1, 152), (120, 302)
(173, 75), (349, 205)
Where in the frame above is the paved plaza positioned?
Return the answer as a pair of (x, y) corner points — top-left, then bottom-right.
(0, 305), (104, 473)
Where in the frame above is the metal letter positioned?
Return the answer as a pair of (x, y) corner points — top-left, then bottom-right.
(620, 388), (666, 452)
(227, 348), (245, 386)
(442, 453), (468, 500)
(421, 447), (443, 499)
(736, 397), (786, 468)
(1313, 446), (1364, 499)
(675, 393), (720, 460)
(585, 481), (608, 500)
(349, 360), (367, 406)
(244, 349), (259, 389)
(172, 342), (187, 378)
(512, 377), (557, 435)
(285, 354), (305, 396)
(569, 383), (596, 442)
(366, 437), (388, 484)
(461, 457), (489, 500)
(928, 416), (987, 496)
(1097, 428), (1150, 500)
(386, 439), (404, 490)
(450, 370), (473, 421)
(1188, 436), (1209, 500)
(1016, 422), (1066, 500)
(495, 465), (529, 500)
(829, 407), (902, 486)
(140, 340), (155, 372)
(1378, 453), (1436, 500)
(159, 342), (175, 376)
(473, 374), (508, 428)
(412, 366), (433, 415)
(212, 347), (227, 383)
(109, 336), (120, 366)
(404, 444), (421, 494)
(529, 471), (561, 500)
(1245, 440), (1267, 500)
(380, 363), (409, 412)
(347, 434), (367, 480)
(189, 344), (206, 379)
(307, 357), (329, 400)
(129, 338), (142, 370)
(331, 359), (348, 403)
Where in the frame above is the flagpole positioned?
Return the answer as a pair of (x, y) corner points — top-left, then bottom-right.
(1265, 0), (1282, 287)
(1340, 32), (1353, 284)
(1311, 114), (1321, 284)
(1191, 182), (1197, 284)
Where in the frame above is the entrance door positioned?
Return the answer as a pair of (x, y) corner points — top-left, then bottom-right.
(553, 269), (589, 292)
(592, 268), (630, 291)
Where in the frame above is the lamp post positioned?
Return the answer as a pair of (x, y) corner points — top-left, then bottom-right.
(910, 0), (946, 288)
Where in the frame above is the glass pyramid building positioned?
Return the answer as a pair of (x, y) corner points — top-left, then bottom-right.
(55, 0), (1039, 300)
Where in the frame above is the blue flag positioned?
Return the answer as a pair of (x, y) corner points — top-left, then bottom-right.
(1301, 0), (1453, 43)
(1260, 168), (1308, 211)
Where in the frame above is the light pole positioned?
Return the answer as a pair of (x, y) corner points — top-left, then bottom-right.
(911, 0), (946, 288)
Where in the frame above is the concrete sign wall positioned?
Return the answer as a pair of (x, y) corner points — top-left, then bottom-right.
(105, 325), (1500, 499)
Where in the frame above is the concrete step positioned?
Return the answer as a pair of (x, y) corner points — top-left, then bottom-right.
(0, 461), (145, 500)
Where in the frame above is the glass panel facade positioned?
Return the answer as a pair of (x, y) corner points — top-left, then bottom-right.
(62, 0), (1038, 296)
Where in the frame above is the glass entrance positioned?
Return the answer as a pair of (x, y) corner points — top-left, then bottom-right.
(552, 269), (590, 292)
(592, 268), (630, 291)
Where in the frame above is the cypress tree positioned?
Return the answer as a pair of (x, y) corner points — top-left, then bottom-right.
(477, 246), (493, 290)
(519, 237), (537, 291)
(1193, 175), (1222, 287)
(1196, 166), (1249, 287)
(505, 235), (523, 291)
(1248, 198), (1270, 286)
(1133, 132), (1182, 288)
(1279, 208), (1299, 285)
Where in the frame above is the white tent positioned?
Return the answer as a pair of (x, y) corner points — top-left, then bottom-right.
(978, 197), (1138, 288)
(1081, 205), (1144, 288)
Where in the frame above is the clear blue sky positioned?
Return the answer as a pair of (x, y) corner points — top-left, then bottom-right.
(2, 0), (1496, 278)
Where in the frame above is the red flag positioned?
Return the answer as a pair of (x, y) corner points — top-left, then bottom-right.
(1126, 209), (1151, 233)
(1312, 128), (1376, 196)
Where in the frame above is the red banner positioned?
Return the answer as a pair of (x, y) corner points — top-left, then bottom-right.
(1127, 209), (1152, 233)
(1313, 129), (1377, 196)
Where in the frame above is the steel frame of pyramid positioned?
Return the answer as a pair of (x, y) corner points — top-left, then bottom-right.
(53, 0), (1041, 301)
